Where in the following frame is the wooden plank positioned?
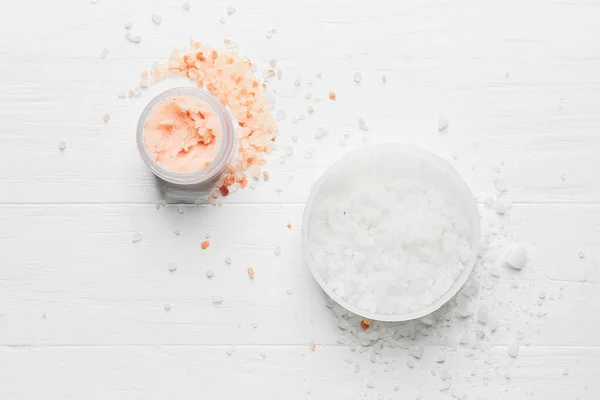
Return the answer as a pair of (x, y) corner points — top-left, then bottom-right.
(0, 204), (598, 346)
(0, 345), (597, 400)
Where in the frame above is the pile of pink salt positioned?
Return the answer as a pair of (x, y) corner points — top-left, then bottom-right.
(136, 40), (278, 203)
(144, 95), (223, 174)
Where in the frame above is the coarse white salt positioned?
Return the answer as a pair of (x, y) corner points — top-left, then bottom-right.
(225, 256), (232, 264)
(164, 303), (172, 311)
(440, 368), (451, 380)
(124, 21), (133, 29)
(103, 113), (111, 122)
(58, 140), (66, 151)
(577, 249), (585, 259)
(501, 244), (526, 270)
(174, 229), (180, 236)
(305, 92), (312, 99)
(436, 353), (446, 363)
(366, 380), (375, 388)
(206, 269), (215, 278)
(489, 264), (502, 278)
(181, 1), (190, 10)
(118, 91), (127, 99)
(276, 110), (286, 121)
(561, 367), (569, 376)
(307, 105), (314, 114)
(477, 304), (488, 324)
(152, 14), (162, 25)
(495, 177), (507, 192)
(495, 200), (507, 215)
(507, 342), (519, 358)
(168, 261), (178, 272)
(90, 0), (100, 4)
(211, 295), (223, 304)
(406, 357), (415, 368)
(274, 245), (282, 255)
(358, 117), (368, 130)
(438, 116), (449, 131)
(100, 48), (109, 59)
(132, 232), (143, 243)
(307, 150), (474, 315)
(353, 72), (362, 83)
(226, 5), (236, 14)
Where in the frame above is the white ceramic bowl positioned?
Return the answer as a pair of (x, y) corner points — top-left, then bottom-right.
(302, 144), (481, 322)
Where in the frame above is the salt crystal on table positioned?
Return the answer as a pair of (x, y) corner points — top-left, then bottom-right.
(489, 265), (502, 278)
(226, 5), (236, 14)
(124, 21), (133, 29)
(226, 345), (236, 355)
(305, 92), (312, 99)
(220, 17), (226, 24)
(164, 303), (171, 311)
(561, 367), (569, 376)
(174, 229), (180, 236)
(410, 345), (424, 359)
(58, 140), (66, 151)
(477, 304), (488, 324)
(459, 333), (469, 345)
(439, 381), (451, 391)
(225, 256), (232, 264)
(495, 177), (508, 192)
(168, 261), (178, 272)
(100, 48), (109, 59)
(406, 357), (415, 368)
(286, 288), (293, 295)
(291, 133), (299, 142)
(274, 245), (282, 255)
(577, 249), (585, 259)
(307, 105), (314, 114)
(314, 97), (321, 103)
(484, 197), (495, 207)
(181, 1), (190, 10)
(358, 117), (368, 130)
(211, 295), (223, 304)
(502, 244), (527, 270)
(118, 91), (127, 99)
(177, 205), (184, 214)
(495, 201), (507, 214)
(353, 72), (362, 83)
(507, 342), (519, 358)
(206, 269), (215, 278)
(438, 116), (449, 131)
(354, 364), (360, 373)
(440, 368), (451, 380)
(276, 110), (286, 121)
(103, 113), (111, 122)
(291, 117), (298, 124)
(132, 232), (143, 243)
(538, 288), (547, 299)
(366, 380), (375, 389)
(436, 353), (446, 363)
(90, 0), (100, 3)
(152, 15), (162, 24)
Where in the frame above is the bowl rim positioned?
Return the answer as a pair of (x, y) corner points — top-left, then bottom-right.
(301, 143), (481, 322)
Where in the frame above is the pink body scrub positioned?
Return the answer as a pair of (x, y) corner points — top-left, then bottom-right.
(144, 95), (223, 174)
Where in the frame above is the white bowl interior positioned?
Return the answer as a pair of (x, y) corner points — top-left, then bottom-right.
(302, 143), (481, 322)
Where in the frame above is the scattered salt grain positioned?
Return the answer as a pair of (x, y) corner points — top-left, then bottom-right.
(561, 367), (569, 376)
(307, 105), (314, 114)
(495, 200), (507, 215)
(260, 351), (266, 358)
(181, 1), (190, 10)
(292, 134), (299, 142)
(436, 353), (446, 363)
(274, 245), (282, 256)
(220, 17), (226, 24)
(58, 140), (66, 151)
(103, 113), (111, 122)
(224, 256), (232, 264)
(226, 345), (236, 355)
(118, 91), (127, 99)
(410, 345), (424, 359)
(211, 295), (223, 304)
(353, 72), (362, 83)
(168, 261), (178, 272)
(100, 48), (109, 59)
(174, 229), (180, 236)
(286, 288), (293, 295)
(358, 117), (368, 130)
(406, 357), (415, 368)
(440, 368), (452, 380)
(314, 97), (321, 103)
(294, 79), (301, 87)
(151, 14), (162, 25)
(460, 333), (469, 345)
(90, 0), (100, 4)
(381, 75), (387, 83)
(507, 342), (519, 358)
(132, 232), (143, 243)
(354, 364), (360, 373)
(577, 249), (585, 259)
(309, 343), (316, 351)
(125, 32), (142, 43)
(495, 177), (508, 192)
(276, 110), (286, 121)
(247, 267), (255, 279)
(291, 117), (298, 124)
(502, 244), (527, 270)
(438, 116), (449, 131)
(538, 288), (547, 299)
(305, 92), (312, 99)
(477, 305), (488, 324)
(489, 265), (502, 278)
(226, 5), (236, 15)
(164, 303), (172, 311)
(206, 269), (215, 278)
(366, 380), (375, 389)
(124, 21), (133, 29)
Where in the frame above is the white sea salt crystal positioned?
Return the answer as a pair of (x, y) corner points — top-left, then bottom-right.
(181, 1), (190, 11)
(294, 79), (301, 87)
(152, 14), (162, 24)
(164, 303), (171, 311)
(305, 92), (312, 99)
(206, 269), (215, 278)
(495, 177), (507, 192)
(538, 289), (547, 299)
(353, 72), (362, 83)
(132, 232), (143, 243)
(436, 353), (446, 363)
(100, 48), (109, 59)
(291, 133), (299, 142)
(439, 381), (451, 391)
(314, 97), (321, 103)
(118, 91), (127, 99)
(276, 110), (286, 121)
(459, 333), (469, 345)
(477, 305), (488, 324)
(124, 21), (133, 29)
(220, 17), (226, 24)
(358, 117), (368, 130)
(410, 345), (424, 359)
(484, 196), (495, 207)
(58, 140), (66, 150)
(502, 244), (527, 270)
(507, 342), (519, 358)
(577, 249), (585, 258)
(489, 265), (502, 278)
(495, 201), (507, 215)
(354, 364), (360, 373)
(366, 380), (375, 389)
(90, 0), (100, 4)
(274, 245), (282, 255)
(168, 261), (178, 272)
(438, 116), (449, 131)
(440, 368), (451, 380)
(226, 345), (236, 355)
(406, 357), (415, 368)
(286, 288), (293, 295)
(561, 367), (569, 376)
(291, 117), (298, 124)
(224, 256), (232, 264)
(211, 295), (223, 304)
(307, 105), (314, 114)
(174, 229), (180, 236)
(226, 5), (236, 14)
(298, 114), (306, 121)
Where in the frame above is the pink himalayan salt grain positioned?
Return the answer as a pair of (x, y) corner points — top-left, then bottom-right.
(138, 42), (277, 199)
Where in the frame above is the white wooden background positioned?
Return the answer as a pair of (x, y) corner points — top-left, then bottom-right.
(1, 0), (599, 399)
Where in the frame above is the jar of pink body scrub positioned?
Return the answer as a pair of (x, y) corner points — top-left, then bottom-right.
(137, 87), (235, 189)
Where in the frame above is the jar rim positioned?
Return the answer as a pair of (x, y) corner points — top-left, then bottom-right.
(136, 87), (235, 185)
